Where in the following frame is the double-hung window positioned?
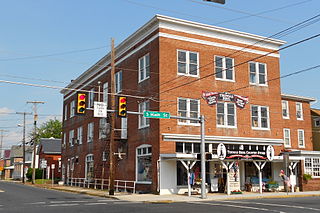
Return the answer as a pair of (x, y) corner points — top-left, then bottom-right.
(70, 100), (75, 118)
(178, 98), (200, 125)
(64, 104), (68, 121)
(136, 145), (152, 183)
(296, 102), (303, 120)
(115, 71), (122, 93)
(139, 54), (150, 82)
(217, 102), (236, 128)
(99, 118), (107, 139)
(87, 122), (94, 143)
(251, 105), (269, 129)
(103, 82), (108, 106)
(139, 101), (150, 129)
(298, 129), (305, 147)
(249, 62), (267, 86)
(77, 126), (83, 145)
(177, 50), (199, 76)
(88, 88), (94, 108)
(283, 128), (291, 147)
(282, 100), (289, 119)
(69, 130), (74, 147)
(85, 154), (94, 180)
(215, 56), (234, 81)
(305, 157), (320, 177)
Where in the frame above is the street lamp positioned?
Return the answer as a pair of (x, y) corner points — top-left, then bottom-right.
(203, 0), (225, 4)
(17, 123), (26, 184)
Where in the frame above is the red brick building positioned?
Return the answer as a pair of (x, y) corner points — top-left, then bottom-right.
(61, 15), (319, 194)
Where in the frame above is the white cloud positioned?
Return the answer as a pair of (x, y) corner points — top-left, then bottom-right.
(0, 107), (14, 115)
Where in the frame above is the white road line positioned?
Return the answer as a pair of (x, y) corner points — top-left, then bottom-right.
(27, 202), (46, 205)
(84, 203), (109, 206)
(47, 203), (79, 207)
(221, 201), (320, 212)
(0, 190), (4, 192)
(188, 201), (286, 213)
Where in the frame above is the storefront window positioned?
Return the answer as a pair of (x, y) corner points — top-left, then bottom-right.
(305, 157), (320, 177)
(137, 145), (152, 182)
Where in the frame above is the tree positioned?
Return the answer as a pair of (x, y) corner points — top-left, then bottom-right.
(28, 119), (62, 142)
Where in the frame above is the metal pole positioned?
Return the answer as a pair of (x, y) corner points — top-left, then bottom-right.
(200, 115), (206, 199)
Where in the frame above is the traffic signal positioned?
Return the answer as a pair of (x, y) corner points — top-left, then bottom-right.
(76, 93), (87, 115)
(118, 96), (127, 117)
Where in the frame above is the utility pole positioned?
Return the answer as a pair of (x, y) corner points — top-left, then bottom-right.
(27, 101), (45, 184)
(16, 112), (32, 184)
(109, 38), (116, 195)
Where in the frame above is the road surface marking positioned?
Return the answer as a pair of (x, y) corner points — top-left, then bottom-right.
(221, 200), (320, 212)
(27, 202), (46, 205)
(84, 203), (109, 206)
(47, 203), (79, 207)
(188, 201), (286, 213)
(0, 190), (4, 192)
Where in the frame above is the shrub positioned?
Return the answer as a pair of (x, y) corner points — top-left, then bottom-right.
(303, 173), (312, 181)
(26, 168), (43, 181)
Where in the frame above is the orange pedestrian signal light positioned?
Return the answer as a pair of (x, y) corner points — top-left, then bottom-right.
(118, 96), (127, 117)
(77, 93), (87, 115)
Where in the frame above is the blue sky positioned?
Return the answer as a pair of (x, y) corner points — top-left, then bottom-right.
(0, 0), (319, 148)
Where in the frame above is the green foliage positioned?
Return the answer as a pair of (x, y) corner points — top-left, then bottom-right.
(37, 119), (62, 139)
(26, 168), (43, 181)
(303, 173), (312, 181)
(267, 180), (278, 185)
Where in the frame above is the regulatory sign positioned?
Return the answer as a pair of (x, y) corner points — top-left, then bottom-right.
(51, 164), (55, 169)
(143, 111), (170, 119)
(94, 101), (107, 118)
(40, 159), (47, 169)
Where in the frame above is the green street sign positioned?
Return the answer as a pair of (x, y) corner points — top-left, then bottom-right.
(143, 111), (171, 119)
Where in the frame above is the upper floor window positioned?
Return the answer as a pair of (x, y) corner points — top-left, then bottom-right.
(298, 129), (305, 148)
(177, 50), (199, 77)
(77, 126), (83, 145)
(87, 122), (94, 143)
(69, 130), (74, 147)
(282, 100), (289, 119)
(64, 104), (68, 121)
(115, 71), (122, 93)
(103, 82), (108, 105)
(315, 118), (320, 127)
(139, 54), (150, 82)
(296, 102), (303, 120)
(249, 62), (267, 86)
(99, 118), (108, 139)
(251, 105), (269, 129)
(283, 128), (291, 147)
(88, 88), (95, 107)
(139, 101), (150, 129)
(217, 102), (236, 128)
(215, 56), (234, 81)
(70, 100), (75, 118)
(178, 98), (200, 125)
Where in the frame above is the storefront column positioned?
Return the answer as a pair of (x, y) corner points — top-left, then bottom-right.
(180, 160), (197, 197)
(253, 161), (266, 194)
(221, 161), (234, 195)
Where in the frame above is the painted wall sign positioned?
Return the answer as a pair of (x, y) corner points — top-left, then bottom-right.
(219, 144), (274, 161)
(202, 91), (249, 109)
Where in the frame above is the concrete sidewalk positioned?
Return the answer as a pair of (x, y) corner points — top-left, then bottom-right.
(45, 185), (320, 203)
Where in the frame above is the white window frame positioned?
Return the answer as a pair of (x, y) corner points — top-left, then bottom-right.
(216, 102), (237, 128)
(304, 157), (320, 178)
(103, 82), (108, 106)
(77, 126), (83, 145)
(70, 100), (75, 118)
(298, 129), (305, 148)
(63, 133), (66, 146)
(138, 54), (150, 83)
(88, 88), (94, 108)
(177, 98), (200, 126)
(136, 144), (152, 184)
(282, 100), (289, 119)
(115, 71), (122, 93)
(64, 104), (68, 121)
(87, 122), (94, 143)
(99, 118), (108, 139)
(251, 105), (270, 130)
(296, 102), (303, 120)
(283, 128), (291, 147)
(139, 101), (150, 129)
(214, 55), (235, 82)
(249, 62), (267, 86)
(69, 130), (74, 147)
(177, 50), (199, 77)
(85, 154), (94, 180)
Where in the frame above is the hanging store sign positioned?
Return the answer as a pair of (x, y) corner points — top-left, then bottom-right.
(202, 91), (249, 109)
(219, 144), (274, 161)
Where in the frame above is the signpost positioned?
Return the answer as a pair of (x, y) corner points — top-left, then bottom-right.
(143, 111), (170, 119)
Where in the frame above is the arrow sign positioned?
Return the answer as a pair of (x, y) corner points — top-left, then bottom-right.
(143, 111), (170, 119)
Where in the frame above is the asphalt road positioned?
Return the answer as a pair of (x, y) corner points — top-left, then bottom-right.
(1, 181), (320, 213)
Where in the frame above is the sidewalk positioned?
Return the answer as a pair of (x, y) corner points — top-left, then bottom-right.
(44, 185), (320, 203)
